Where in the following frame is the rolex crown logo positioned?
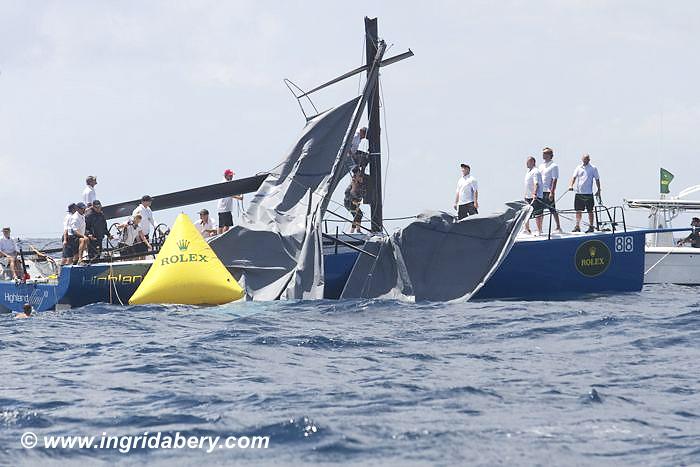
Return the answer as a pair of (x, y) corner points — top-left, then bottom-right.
(589, 246), (596, 257)
(177, 239), (190, 251)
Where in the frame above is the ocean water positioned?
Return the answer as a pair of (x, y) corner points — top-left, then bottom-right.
(1, 284), (699, 466)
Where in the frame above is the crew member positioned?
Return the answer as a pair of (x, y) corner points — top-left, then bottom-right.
(132, 195), (156, 240)
(568, 154), (601, 233)
(453, 163), (479, 220)
(350, 127), (369, 171)
(524, 156), (544, 235)
(0, 227), (19, 280)
(217, 169), (242, 235)
(677, 217), (700, 248)
(85, 200), (110, 260)
(83, 175), (97, 206)
(344, 171), (366, 233)
(61, 203), (78, 265)
(539, 147), (562, 233)
(68, 202), (88, 263)
(119, 214), (151, 259)
(350, 127), (367, 154)
(195, 209), (217, 237)
(15, 303), (32, 319)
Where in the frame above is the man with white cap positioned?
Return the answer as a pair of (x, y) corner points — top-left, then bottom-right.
(217, 169), (242, 234)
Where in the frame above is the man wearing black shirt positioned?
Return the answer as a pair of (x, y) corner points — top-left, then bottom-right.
(85, 200), (110, 260)
(678, 217), (700, 248)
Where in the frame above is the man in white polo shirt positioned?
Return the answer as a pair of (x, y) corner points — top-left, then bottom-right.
(132, 195), (156, 240)
(539, 147), (562, 233)
(524, 156), (544, 235)
(195, 209), (217, 238)
(453, 163), (479, 220)
(568, 153), (601, 233)
(82, 175), (97, 206)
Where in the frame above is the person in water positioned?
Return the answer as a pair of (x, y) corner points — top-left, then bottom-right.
(677, 217), (700, 248)
(15, 303), (32, 319)
(344, 171), (366, 233)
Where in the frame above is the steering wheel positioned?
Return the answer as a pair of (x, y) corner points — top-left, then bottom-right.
(151, 223), (171, 251)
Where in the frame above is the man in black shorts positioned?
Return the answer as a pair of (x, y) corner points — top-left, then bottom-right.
(61, 203), (78, 265)
(217, 169), (241, 234)
(524, 156), (544, 235)
(568, 154), (601, 233)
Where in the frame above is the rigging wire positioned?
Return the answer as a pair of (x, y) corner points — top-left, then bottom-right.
(379, 79), (391, 207)
(357, 36), (366, 96)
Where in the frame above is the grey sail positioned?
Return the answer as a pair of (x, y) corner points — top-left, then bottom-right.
(340, 202), (532, 302)
(210, 97), (362, 300)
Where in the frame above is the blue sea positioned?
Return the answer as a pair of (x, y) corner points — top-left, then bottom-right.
(2, 284), (699, 466)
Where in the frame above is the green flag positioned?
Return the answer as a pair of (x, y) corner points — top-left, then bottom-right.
(660, 168), (674, 194)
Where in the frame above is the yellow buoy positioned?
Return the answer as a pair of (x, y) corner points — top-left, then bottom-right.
(129, 213), (244, 305)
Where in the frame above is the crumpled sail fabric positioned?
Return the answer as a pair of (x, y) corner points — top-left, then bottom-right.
(210, 97), (361, 300)
(340, 202), (532, 302)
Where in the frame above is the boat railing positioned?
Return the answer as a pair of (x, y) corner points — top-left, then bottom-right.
(541, 204), (627, 240)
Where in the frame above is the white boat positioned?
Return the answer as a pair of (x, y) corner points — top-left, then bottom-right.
(625, 185), (700, 285)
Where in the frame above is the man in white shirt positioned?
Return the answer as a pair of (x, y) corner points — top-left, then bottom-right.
(195, 209), (217, 238)
(217, 169), (242, 234)
(524, 156), (544, 235)
(539, 147), (562, 233)
(350, 127), (367, 155)
(453, 163), (479, 220)
(132, 195), (156, 240)
(83, 175), (97, 206)
(61, 203), (78, 265)
(119, 214), (152, 258)
(0, 227), (19, 280)
(568, 153), (601, 233)
(68, 202), (88, 263)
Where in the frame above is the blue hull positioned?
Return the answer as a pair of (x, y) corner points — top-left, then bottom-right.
(6, 230), (645, 309)
(323, 231), (647, 300)
(474, 231), (645, 300)
(0, 274), (70, 313)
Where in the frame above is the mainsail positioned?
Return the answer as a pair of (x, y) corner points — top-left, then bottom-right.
(210, 39), (386, 300)
(209, 97), (362, 300)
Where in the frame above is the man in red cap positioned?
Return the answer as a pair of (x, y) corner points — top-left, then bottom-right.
(217, 169), (242, 234)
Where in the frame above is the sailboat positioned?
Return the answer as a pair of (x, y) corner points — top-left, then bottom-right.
(1, 17), (654, 310)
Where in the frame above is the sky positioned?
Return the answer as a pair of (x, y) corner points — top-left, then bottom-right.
(2, 0), (700, 237)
